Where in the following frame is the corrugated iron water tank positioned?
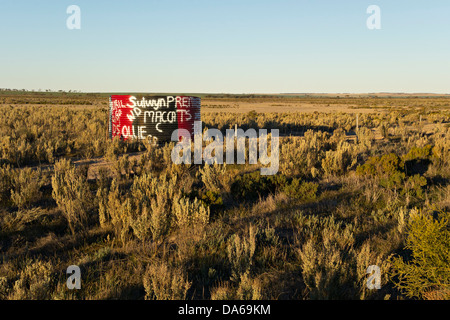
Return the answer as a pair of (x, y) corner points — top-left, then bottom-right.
(109, 95), (201, 144)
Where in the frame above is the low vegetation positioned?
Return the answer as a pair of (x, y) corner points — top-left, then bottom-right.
(0, 91), (449, 300)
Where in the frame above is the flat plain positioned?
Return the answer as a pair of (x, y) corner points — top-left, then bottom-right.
(0, 90), (449, 300)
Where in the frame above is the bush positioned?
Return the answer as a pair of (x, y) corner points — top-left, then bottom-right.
(403, 145), (432, 162)
(298, 238), (347, 299)
(357, 153), (404, 178)
(51, 159), (93, 234)
(321, 141), (358, 177)
(296, 214), (362, 299)
(357, 153), (405, 190)
(231, 171), (286, 201)
(128, 173), (178, 242)
(357, 151), (429, 199)
(283, 179), (318, 201)
(172, 196), (210, 230)
(402, 174), (427, 199)
(210, 282), (235, 300)
(0, 164), (12, 203)
(227, 225), (257, 282)
(200, 190), (223, 211)
(10, 167), (43, 209)
(391, 210), (450, 299)
(236, 272), (262, 300)
(9, 260), (54, 300)
(98, 172), (201, 244)
(199, 163), (232, 194)
(122, 173), (178, 241)
(403, 145), (433, 175)
(379, 170), (405, 190)
(279, 131), (330, 179)
(0, 207), (47, 233)
(143, 260), (191, 300)
(432, 137), (450, 168)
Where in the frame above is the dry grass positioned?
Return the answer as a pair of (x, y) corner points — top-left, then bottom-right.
(0, 91), (449, 300)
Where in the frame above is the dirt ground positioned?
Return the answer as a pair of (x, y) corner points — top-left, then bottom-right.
(201, 101), (378, 114)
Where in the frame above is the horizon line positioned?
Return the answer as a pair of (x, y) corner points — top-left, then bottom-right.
(2, 88), (450, 96)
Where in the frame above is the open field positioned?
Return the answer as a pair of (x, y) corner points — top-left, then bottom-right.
(201, 94), (450, 114)
(0, 90), (449, 300)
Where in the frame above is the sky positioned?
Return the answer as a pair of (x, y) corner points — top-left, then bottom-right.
(0, 0), (450, 94)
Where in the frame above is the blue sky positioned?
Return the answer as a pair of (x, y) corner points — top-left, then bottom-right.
(1, 0), (449, 93)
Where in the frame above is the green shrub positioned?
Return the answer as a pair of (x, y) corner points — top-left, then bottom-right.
(231, 171), (286, 201)
(391, 210), (450, 299)
(357, 151), (430, 198)
(403, 145), (433, 176)
(402, 145), (432, 162)
(283, 179), (318, 201)
(357, 153), (404, 178)
(200, 190), (223, 211)
(257, 226), (280, 247)
(402, 174), (427, 199)
(379, 170), (405, 190)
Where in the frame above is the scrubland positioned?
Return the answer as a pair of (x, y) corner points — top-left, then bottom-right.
(0, 90), (449, 300)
